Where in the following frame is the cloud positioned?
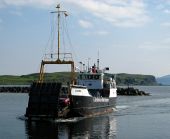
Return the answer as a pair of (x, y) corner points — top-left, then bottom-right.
(9, 10), (22, 16)
(67, 0), (150, 27)
(163, 9), (170, 14)
(155, 1), (170, 13)
(83, 30), (109, 36)
(0, 0), (56, 8)
(0, 0), (150, 27)
(139, 38), (170, 50)
(95, 31), (109, 35)
(79, 19), (93, 28)
(0, 18), (3, 30)
(0, 0), (6, 8)
(161, 22), (170, 27)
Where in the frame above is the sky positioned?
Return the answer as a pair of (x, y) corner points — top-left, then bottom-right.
(1, 0), (170, 77)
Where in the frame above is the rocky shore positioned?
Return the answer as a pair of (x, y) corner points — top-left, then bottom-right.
(0, 86), (150, 96)
(0, 86), (30, 93)
(117, 87), (150, 96)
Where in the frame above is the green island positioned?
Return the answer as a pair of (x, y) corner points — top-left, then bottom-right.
(0, 72), (158, 86)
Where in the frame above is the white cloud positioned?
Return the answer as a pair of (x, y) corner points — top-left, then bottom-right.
(138, 41), (157, 50)
(95, 31), (109, 35)
(79, 19), (93, 28)
(0, 0), (7, 8)
(0, 0), (56, 8)
(155, 1), (170, 13)
(163, 9), (170, 14)
(139, 38), (170, 50)
(9, 10), (22, 16)
(83, 30), (109, 36)
(67, 0), (150, 27)
(161, 22), (170, 27)
(0, 0), (150, 27)
(0, 18), (3, 31)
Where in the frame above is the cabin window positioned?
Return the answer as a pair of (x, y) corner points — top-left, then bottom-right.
(83, 75), (86, 80)
(87, 75), (93, 79)
(79, 75), (82, 79)
(82, 75), (87, 80)
(94, 75), (99, 80)
(79, 74), (101, 80)
(104, 83), (110, 89)
(112, 83), (116, 88)
(75, 90), (81, 92)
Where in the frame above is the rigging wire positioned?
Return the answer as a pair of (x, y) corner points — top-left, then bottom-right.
(52, 14), (57, 57)
(43, 9), (78, 63)
(42, 13), (53, 59)
(39, 8), (79, 73)
(42, 13), (56, 60)
(61, 13), (71, 70)
(50, 13), (55, 58)
(64, 14), (78, 63)
(61, 12), (66, 57)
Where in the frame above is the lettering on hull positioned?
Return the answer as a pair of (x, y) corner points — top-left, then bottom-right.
(93, 97), (109, 102)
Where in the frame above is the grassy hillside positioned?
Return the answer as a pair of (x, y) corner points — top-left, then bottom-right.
(0, 72), (158, 85)
(0, 75), (33, 85)
(0, 72), (72, 85)
(115, 73), (158, 86)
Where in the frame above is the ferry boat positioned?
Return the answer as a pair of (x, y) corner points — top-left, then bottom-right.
(25, 5), (117, 119)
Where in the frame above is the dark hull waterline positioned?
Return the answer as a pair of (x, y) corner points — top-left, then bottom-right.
(71, 96), (116, 117)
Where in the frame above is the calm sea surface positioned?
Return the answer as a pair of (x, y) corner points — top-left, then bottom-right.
(0, 86), (170, 139)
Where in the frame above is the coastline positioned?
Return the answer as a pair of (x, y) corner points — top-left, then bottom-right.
(0, 85), (150, 96)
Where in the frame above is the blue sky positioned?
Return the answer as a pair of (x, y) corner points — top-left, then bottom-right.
(1, 0), (170, 77)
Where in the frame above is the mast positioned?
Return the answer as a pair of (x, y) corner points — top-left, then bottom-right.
(57, 5), (60, 60)
(51, 4), (67, 61)
(97, 50), (100, 70)
(38, 5), (75, 85)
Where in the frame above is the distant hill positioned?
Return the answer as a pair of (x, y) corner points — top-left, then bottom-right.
(115, 73), (158, 86)
(156, 75), (170, 85)
(0, 72), (72, 85)
(0, 72), (158, 86)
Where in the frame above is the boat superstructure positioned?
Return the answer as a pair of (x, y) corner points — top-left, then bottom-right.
(70, 63), (117, 116)
(25, 5), (117, 120)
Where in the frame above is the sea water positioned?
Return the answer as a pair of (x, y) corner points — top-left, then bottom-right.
(0, 86), (170, 139)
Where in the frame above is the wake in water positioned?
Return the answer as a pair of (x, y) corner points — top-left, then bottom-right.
(116, 105), (129, 110)
(18, 115), (87, 123)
